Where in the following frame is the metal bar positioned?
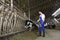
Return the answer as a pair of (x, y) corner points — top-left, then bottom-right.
(0, 29), (26, 37)
(11, 0), (13, 12)
(28, 0), (30, 20)
(1, 0), (5, 35)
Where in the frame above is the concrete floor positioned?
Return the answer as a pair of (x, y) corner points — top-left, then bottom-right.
(10, 29), (60, 40)
(36, 29), (60, 40)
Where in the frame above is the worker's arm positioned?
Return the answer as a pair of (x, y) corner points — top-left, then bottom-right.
(36, 15), (40, 23)
(37, 18), (40, 22)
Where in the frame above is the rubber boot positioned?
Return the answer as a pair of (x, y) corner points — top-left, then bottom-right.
(43, 31), (45, 37)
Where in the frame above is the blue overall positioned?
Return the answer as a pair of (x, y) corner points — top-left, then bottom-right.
(38, 16), (45, 32)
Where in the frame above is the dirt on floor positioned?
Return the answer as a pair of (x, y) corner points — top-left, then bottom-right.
(10, 30), (38, 40)
(9, 29), (60, 40)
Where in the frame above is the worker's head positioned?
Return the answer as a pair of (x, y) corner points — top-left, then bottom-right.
(39, 11), (43, 15)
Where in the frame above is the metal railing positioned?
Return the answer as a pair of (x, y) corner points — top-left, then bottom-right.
(0, 0), (28, 37)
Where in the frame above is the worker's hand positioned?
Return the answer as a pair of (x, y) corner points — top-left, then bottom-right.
(37, 19), (39, 22)
(37, 18), (40, 22)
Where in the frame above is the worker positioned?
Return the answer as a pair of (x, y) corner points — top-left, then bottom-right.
(37, 11), (45, 37)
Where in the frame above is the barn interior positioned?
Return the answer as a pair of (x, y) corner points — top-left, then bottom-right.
(0, 0), (60, 40)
